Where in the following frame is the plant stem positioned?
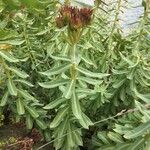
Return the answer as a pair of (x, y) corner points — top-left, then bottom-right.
(23, 16), (37, 71)
(109, 0), (122, 37)
(70, 44), (77, 80)
(71, 44), (76, 64)
(134, 1), (148, 55)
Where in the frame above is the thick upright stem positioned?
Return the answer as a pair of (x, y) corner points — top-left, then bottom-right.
(70, 44), (77, 80)
(71, 44), (76, 64)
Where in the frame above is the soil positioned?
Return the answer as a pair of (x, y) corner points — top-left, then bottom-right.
(0, 125), (54, 150)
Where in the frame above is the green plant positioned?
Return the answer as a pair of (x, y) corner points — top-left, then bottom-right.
(0, 0), (54, 137)
(0, 0), (150, 150)
(38, 4), (110, 149)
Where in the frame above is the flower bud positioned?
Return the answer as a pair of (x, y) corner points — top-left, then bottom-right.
(56, 5), (93, 30)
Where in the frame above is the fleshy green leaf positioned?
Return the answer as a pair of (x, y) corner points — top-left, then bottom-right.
(18, 89), (36, 101)
(77, 66), (109, 78)
(43, 98), (66, 110)
(107, 132), (123, 143)
(81, 55), (95, 66)
(128, 138), (145, 150)
(112, 69), (128, 75)
(119, 52), (134, 66)
(73, 130), (83, 146)
(0, 51), (19, 62)
(40, 64), (71, 76)
(97, 132), (110, 144)
(16, 99), (25, 115)
(124, 121), (150, 139)
(39, 80), (68, 89)
(78, 113), (93, 129)
(78, 76), (103, 85)
(50, 107), (68, 128)
(72, 91), (82, 119)
(26, 106), (39, 119)
(54, 117), (68, 149)
(0, 29), (18, 40)
(134, 89), (150, 103)
(67, 123), (75, 148)
(0, 39), (25, 45)
(36, 119), (47, 130)
(14, 79), (34, 87)
(139, 67), (150, 80)
(64, 79), (75, 99)
(49, 54), (71, 62)
(0, 91), (9, 106)
(112, 79), (126, 88)
(127, 69), (135, 80)
(8, 67), (29, 78)
(26, 114), (33, 129)
(7, 78), (17, 96)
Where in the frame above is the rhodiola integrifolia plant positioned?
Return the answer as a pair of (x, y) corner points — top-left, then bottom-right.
(39, 3), (109, 149)
(0, 0), (150, 149)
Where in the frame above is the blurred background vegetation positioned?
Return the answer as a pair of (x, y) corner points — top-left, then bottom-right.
(0, 0), (150, 150)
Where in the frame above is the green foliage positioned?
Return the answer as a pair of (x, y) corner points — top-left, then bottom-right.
(0, 0), (150, 150)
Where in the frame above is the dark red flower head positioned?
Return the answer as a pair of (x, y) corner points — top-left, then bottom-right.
(60, 6), (72, 23)
(80, 8), (93, 25)
(56, 5), (93, 30)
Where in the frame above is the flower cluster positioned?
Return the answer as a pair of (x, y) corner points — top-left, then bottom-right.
(56, 5), (93, 30)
